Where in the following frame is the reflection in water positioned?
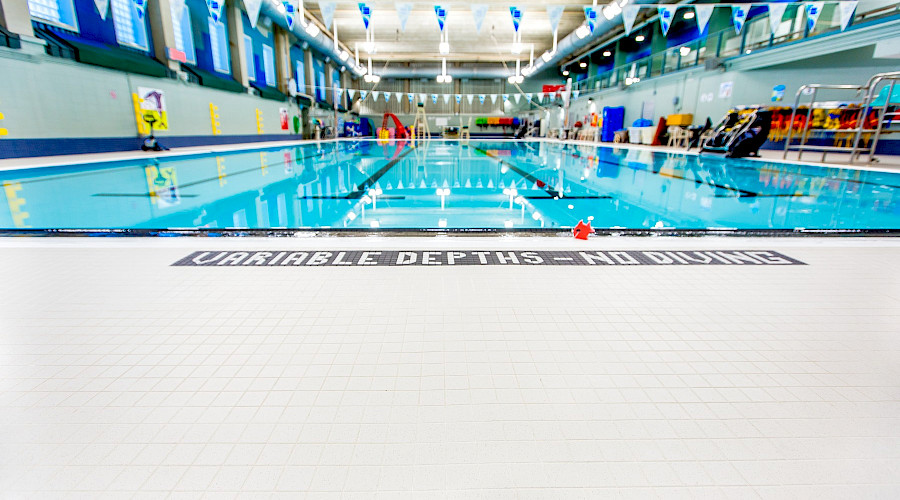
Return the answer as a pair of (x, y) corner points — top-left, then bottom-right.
(0, 140), (897, 230)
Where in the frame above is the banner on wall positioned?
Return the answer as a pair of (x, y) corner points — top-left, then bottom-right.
(137, 87), (169, 131)
(319, 1), (337, 28)
(731, 5), (748, 34)
(547, 6), (564, 34)
(509, 7), (523, 32)
(767, 3), (787, 34)
(435, 5), (448, 31)
(694, 5), (713, 34)
(280, 108), (289, 130)
(396, 3), (413, 31)
(584, 6), (599, 33)
(94, 0), (110, 20)
(805, 2), (824, 32)
(838, 1), (858, 31)
(358, 3), (372, 30)
(244, 0), (264, 28)
(622, 6), (639, 35)
(658, 6), (676, 36)
(471, 4), (489, 33)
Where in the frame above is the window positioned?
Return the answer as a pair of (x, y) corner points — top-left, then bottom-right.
(208, 18), (230, 74)
(296, 58), (306, 94)
(170, 2), (196, 64)
(263, 45), (276, 87)
(244, 35), (255, 81)
(110, 0), (149, 51)
(27, 0), (78, 32)
(314, 59), (326, 101)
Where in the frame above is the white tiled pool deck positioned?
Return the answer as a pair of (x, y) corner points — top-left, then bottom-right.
(1, 235), (898, 498)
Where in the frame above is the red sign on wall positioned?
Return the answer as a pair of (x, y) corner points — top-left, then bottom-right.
(542, 84), (565, 93)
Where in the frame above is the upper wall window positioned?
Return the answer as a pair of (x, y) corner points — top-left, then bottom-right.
(295, 57), (306, 94)
(110, 0), (149, 51)
(27, 0), (79, 32)
(263, 45), (276, 87)
(244, 34), (256, 81)
(208, 18), (230, 74)
(170, 2), (196, 64)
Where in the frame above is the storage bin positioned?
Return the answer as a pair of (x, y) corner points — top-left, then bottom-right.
(666, 114), (694, 126)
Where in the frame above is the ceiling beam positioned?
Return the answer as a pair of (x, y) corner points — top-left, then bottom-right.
(367, 53), (530, 63)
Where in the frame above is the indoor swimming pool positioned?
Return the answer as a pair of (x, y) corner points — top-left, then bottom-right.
(1, 140), (898, 233)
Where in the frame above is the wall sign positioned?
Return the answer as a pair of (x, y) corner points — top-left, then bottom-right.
(718, 81), (733, 99)
(173, 250), (805, 267)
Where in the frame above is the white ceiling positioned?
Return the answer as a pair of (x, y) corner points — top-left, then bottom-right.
(305, 1), (589, 63)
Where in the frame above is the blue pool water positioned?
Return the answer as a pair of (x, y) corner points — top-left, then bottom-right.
(1, 140), (898, 231)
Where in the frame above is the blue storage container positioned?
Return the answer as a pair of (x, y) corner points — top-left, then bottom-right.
(601, 106), (625, 142)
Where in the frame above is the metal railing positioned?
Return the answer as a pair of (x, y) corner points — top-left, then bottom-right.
(573, 3), (900, 93)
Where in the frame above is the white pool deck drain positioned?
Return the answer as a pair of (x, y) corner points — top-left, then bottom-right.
(0, 236), (898, 498)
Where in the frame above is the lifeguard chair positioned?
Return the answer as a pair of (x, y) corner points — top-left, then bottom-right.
(413, 103), (430, 142)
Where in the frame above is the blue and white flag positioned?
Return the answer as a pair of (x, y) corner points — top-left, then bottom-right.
(360, 90), (368, 100)
(396, 3), (413, 31)
(372, 91), (380, 101)
(584, 6), (599, 33)
(385, 92), (391, 102)
(838, 1), (858, 31)
(432, 94), (438, 104)
(502, 94), (509, 102)
(471, 4), (489, 33)
(206, 0), (225, 23)
(525, 92), (533, 102)
(133, 0), (145, 21)
(443, 94), (451, 104)
(282, 0), (297, 30)
(805, 2), (824, 32)
(622, 6), (639, 35)
(94, 0), (110, 20)
(694, 5), (714, 34)
(547, 6), (564, 33)
(244, 0), (263, 28)
(408, 93), (415, 103)
(435, 5), (448, 31)
(318, 1), (337, 28)
(466, 94), (474, 104)
(510, 6), (523, 32)
(731, 4), (748, 34)
(358, 3), (372, 30)
(479, 94), (486, 105)
(767, 3), (787, 34)
(455, 94), (462, 104)
(658, 6), (676, 36)
(348, 89), (356, 99)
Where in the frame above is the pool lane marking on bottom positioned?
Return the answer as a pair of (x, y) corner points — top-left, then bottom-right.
(347, 147), (414, 199)
(473, 147), (562, 199)
(173, 250), (805, 267)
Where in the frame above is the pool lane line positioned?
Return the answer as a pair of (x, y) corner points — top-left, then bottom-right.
(346, 147), (414, 199)
(472, 146), (562, 199)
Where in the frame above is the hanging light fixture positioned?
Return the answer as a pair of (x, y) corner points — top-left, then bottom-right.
(437, 58), (452, 83)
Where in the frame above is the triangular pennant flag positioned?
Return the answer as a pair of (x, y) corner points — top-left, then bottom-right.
(420, 93), (428, 103)
(337, 88), (344, 99)
(243, 0), (263, 28)
(408, 93), (415, 103)
(502, 94), (509, 102)
(466, 94), (474, 104)
(525, 92), (533, 102)
(133, 0), (146, 21)
(396, 3), (413, 32)
(732, 4), (748, 34)
(318, 1), (336, 28)
(622, 6), (639, 35)
(538, 92), (545, 100)
(584, 6), (598, 33)
(348, 89), (356, 99)
(805, 2), (824, 32)
(694, 5), (714, 34)
(573, 90), (580, 99)
(372, 91), (380, 100)
(546, 6), (564, 33)
(658, 6), (676, 36)
(432, 94), (439, 104)
(513, 94), (521, 104)
(206, 0), (225, 23)
(358, 3), (372, 30)
(282, 0), (297, 30)
(94, 0), (110, 20)
(491, 94), (499, 104)
(838, 1), (857, 31)
(384, 91), (391, 102)
(360, 90), (368, 100)
(443, 93), (451, 104)
(435, 5), (448, 32)
(767, 3), (787, 34)
(479, 94), (486, 104)
(510, 6), (523, 32)
(471, 4), (489, 33)
(455, 94), (462, 104)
